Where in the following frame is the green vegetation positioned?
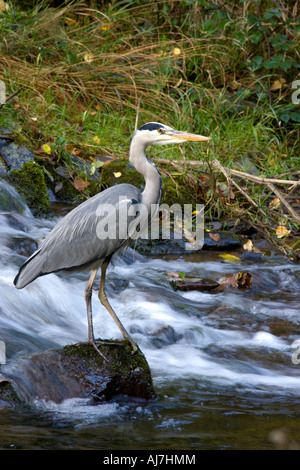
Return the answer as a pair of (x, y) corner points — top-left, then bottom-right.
(0, 0), (299, 255)
(6, 161), (51, 215)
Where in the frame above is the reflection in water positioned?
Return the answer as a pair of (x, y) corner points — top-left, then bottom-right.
(0, 179), (300, 449)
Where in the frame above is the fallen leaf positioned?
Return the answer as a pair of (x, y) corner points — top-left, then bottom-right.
(173, 47), (181, 56)
(84, 53), (95, 64)
(93, 136), (101, 144)
(243, 239), (253, 251)
(219, 254), (241, 264)
(209, 233), (220, 242)
(270, 197), (280, 210)
(216, 271), (252, 290)
(113, 172), (122, 178)
(243, 239), (262, 253)
(270, 78), (286, 91)
(73, 180), (90, 191)
(166, 271), (181, 279)
(276, 226), (291, 239)
(90, 160), (104, 175)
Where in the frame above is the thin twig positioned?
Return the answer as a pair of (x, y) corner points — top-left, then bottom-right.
(213, 159), (269, 219)
(0, 86), (23, 109)
(267, 182), (300, 224)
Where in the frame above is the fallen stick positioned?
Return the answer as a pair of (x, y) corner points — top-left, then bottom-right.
(157, 158), (300, 186)
(0, 86), (23, 109)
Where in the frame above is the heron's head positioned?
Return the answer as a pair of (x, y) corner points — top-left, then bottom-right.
(132, 122), (211, 148)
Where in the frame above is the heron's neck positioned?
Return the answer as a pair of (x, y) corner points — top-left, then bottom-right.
(129, 141), (161, 208)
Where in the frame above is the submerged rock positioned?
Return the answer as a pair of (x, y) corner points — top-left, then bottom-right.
(1, 340), (156, 405)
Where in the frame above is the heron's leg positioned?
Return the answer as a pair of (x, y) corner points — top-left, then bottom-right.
(84, 268), (108, 362)
(99, 261), (138, 353)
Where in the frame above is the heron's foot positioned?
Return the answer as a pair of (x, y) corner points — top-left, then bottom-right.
(88, 339), (109, 363)
(128, 337), (139, 355)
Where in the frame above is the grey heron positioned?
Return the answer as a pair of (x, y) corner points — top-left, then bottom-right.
(14, 122), (210, 360)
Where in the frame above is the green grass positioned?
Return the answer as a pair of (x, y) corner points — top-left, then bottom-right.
(0, 0), (299, 255)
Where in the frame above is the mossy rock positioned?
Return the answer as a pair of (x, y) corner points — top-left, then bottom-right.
(6, 161), (51, 216)
(100, 158), (199, 207)
(0, 378), (22, 407)
(2, 340), (156, 404)
(161, 174), (199, 206)
(100, 158), (144, 190)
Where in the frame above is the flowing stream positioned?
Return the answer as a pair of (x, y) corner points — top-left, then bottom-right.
(0, 179), (300, 450)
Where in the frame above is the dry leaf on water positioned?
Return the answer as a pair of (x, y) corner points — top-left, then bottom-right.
(219, 254), (241, 264)
(209, 233), (221, 242)
(215, 271), (252, 291)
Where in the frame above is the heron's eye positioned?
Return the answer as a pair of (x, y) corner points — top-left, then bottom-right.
(157, 128), (164, 134)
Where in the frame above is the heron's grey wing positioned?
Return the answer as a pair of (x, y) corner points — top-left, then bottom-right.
(14, 184), (142, 288)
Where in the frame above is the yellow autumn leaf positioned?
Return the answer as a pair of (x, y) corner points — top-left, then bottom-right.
(101, 23), (111, 31)
(93, 136), (100, 144)
(113, 172), (122, 178)
(243, 239), (261, 253)
(84, 53), (95, 64)
(276, 226), (291, 239)
(42, 144), (51, 155)
(219, 254), (241, 264)
(173, 47), (181, 56)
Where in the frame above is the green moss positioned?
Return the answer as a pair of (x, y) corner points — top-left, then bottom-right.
(7, 161), (51, 216)
(100, 159), (144, 189)
(162, 174), (199, 206)
(0, 379), (22, 406)
(63, 340), (156, 401)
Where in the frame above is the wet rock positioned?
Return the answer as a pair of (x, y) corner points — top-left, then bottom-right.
(135, 230), (244, 255)
(170, 278), (220, 292)
(0, 376), (21, 407)
(203, 231), (244, 250)
(0, 179), (31, 215)
(147, 325), (181, 347)
(2, 341), (156, 405)
(0, 129), (34, 175)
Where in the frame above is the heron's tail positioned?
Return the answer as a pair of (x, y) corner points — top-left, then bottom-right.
(14, 250), (43, 289)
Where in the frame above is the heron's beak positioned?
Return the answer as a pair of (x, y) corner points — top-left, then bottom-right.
(166, 130), (211, 142)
